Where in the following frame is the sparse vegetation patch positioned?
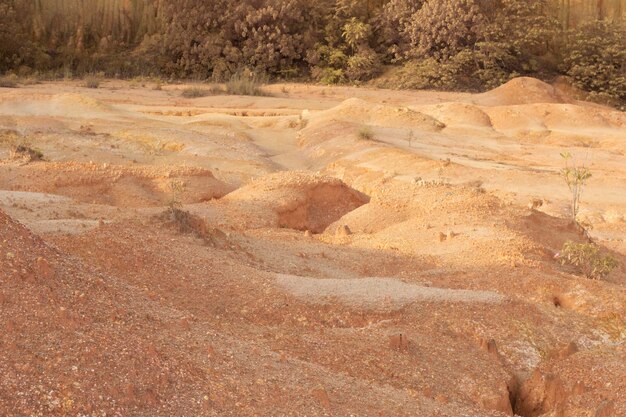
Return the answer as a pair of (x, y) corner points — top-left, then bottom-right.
(83, 76), (101, 89)
(181, 85), (224, 98)
(10, 144), (44, 162)
(357, 126), (374, 140)
(0, 76), (18, 88)
(560, 151), (592, 222)
(181, 87), (210, 98)
(225, 72), (268, 96)
(558, 241), (618, 280)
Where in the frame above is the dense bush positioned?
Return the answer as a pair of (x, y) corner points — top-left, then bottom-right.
(408, 0), (486, 60)
(383, 0), (561, 91)
(374, 0), (423, 62)
(144, 0), (321, 80)
(560, 21), (626, 106)
(0, 3), (22, 72)
(0, 1), (48, 73)
(307, 3), (382, 84)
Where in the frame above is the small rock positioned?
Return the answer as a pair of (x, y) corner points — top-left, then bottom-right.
(551, 341), (578, 359)
(206, 346), (215, 358)
(446, 230), (456, 239)
(311, 387), (331, 410)
(336, 225), (352, 236)
(438, 232), (447, 242)
(180, 317), (191, 330)
(35, 257), (53, 279)
(435, 394), (449, 404)
(389, 333), (410, 352)
(481, 338), (499, 357)
(528, 199), (544, 210)
(595, 400), (615, 417)
(602, 210), (623, 224)
(304, 230), (312, 237)
(572, 381), (586, 395)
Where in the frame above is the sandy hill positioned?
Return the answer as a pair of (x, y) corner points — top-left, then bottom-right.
(0, 209), (206, 415)
(0, 162), (232, 207)
(472, 77), (570, 106)
(0, 77), (624, 417)
(217, 171), (369, 232)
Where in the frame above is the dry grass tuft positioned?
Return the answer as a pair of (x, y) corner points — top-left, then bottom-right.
(357, 126), (374, 140)
(10, 144), (44, 162)
(84, 76), (101, 89)
(225, 73), (268, 96)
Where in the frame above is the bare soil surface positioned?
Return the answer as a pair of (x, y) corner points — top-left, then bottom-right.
(1, 78), (624, 416)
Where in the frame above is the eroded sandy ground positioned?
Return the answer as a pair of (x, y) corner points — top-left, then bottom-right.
(0, 78), (624, 416)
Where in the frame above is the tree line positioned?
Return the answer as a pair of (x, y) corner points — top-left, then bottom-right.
(1, 0), (625, 105)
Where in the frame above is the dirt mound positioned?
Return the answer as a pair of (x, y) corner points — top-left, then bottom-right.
(486, 103), (624, 131)
(0, 93), (118, 118)
(482, 103), (626, 150)
(313, 98), (445, 131)
(0, 162), (233, 207)
(474, 77), (569, 106)
(222, 171), (369, 232)
(0, 210), (203, 415)
(417, 102), (493, 129)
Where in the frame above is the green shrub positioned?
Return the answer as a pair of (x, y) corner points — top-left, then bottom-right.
(559, 241), (618, 280)
(308, 12), (382, 85)
(408, 0), (486, 60)
(319, 68), (346, 85)
(560, 21), (626, 107)
(381, 0), (558, 92)
(346, 47), (381, 81)
(386, 54), (479, 91)
(376, 0), (423, 62)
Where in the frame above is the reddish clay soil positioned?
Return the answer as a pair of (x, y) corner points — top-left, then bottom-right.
(0, 78), (624, 416)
